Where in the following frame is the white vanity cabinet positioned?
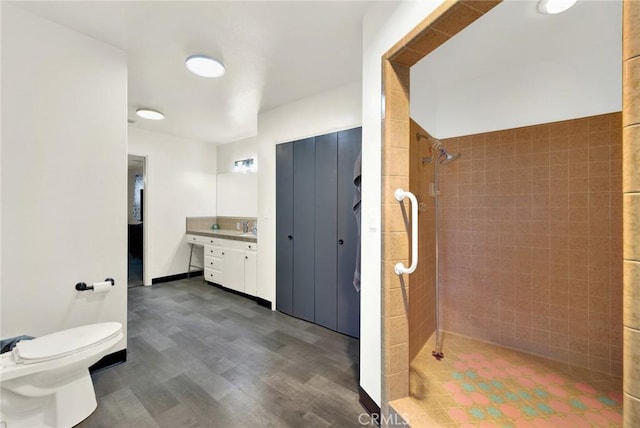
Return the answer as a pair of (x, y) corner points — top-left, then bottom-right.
(203, 237), (257, 296)
(243, 249), (257, 296)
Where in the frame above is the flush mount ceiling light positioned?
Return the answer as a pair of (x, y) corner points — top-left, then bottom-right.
(538, 0), (577, 14)
(185, 55), (225, 78)
(135, 108), (165, 121)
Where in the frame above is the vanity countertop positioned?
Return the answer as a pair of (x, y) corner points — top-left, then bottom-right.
(187, 228), (257, 243)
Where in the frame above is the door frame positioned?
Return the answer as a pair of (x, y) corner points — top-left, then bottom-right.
(128, 152), (150, 286)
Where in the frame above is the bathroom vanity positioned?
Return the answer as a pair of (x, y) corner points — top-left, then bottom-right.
(185, 231), (257, 297)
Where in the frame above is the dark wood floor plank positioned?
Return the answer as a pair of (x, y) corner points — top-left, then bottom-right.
(79, 279), (363, 427)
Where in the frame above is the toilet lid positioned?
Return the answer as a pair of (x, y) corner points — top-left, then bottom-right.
(13, 322), (122, 364)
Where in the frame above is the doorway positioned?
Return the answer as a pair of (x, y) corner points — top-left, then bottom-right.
(128, 154), (145, 287)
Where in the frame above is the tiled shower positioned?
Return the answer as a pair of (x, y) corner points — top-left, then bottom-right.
(401, 113), (624, 426)
(436, 113), (623, 376)
(380, 1), (639, 425)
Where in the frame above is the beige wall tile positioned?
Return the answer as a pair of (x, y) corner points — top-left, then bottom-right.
(625, 260), (640, 329)
(409, 28), (450, 56)
(382, 147), (410, 177)
(623, 124), (640, 192)
(625, 392), (640, 428)
(624, 193), (640, 260)
(384, 261), (406, 291)
(386, 315), (409, 347)
(382, 232), (409, 262)
(624, 327), (640, 398)
(385, 371), (409, 402)
(386, 119), (411, 150)
(432, 114), (622, 374)
(385, 343), (409, 375)
(623, 57), (640, 127)
(385, 287), (409, 318)
(624, 0), (640, 61)
(382, 203), (411, 234)
(383, 176), (410, 205)
(431, 3), (483, 37)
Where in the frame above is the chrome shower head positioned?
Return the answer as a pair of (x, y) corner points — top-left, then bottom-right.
(439, 151), (461, 165)
(417, 132), (461, 165)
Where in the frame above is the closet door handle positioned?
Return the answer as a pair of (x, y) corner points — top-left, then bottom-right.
(393, 188), (418, 275)
(287, 235), (293, 240)
(338, 239), (344, 245)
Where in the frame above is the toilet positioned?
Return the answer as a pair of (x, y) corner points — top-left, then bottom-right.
(0, 322), (123, 428)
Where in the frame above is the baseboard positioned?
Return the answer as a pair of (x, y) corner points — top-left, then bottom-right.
(89, 349), (126, 373)
(255, 296), (272, 309)
(205, 281), (272, 309)
(359, 385), (380, 423)
(152, 271), (203, 284)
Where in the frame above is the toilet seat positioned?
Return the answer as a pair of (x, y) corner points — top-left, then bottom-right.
(13, 322), (122, 364)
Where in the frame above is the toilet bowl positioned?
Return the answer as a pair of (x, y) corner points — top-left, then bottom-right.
(0, 322), (123, 428)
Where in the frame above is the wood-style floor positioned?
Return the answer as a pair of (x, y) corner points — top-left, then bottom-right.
(78, 279), (364, 428)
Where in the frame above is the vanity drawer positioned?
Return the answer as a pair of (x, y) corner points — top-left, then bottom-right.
(222, 240), (257, 251)
(186, 234), (208, 245)
(204, 268), (223, 284)
(204, 256), (222, 269)
(206, 237), (226, 247)
(205, 246), (224, 258)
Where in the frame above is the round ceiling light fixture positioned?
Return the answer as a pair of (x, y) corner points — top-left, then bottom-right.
(185, 55), (225, 78)
(135, 108), (165, 121)
(538, 0), (577, 14)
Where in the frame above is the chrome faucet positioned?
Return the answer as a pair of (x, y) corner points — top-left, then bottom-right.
(242, 221), (250, 233)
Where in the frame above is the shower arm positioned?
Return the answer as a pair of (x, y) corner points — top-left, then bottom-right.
(416, 133), (442, 151)
(393, 188), (418, 275)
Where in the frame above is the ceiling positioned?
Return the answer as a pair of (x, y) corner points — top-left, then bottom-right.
(13, 1), (374, 144)
(411, 0), (622, 138)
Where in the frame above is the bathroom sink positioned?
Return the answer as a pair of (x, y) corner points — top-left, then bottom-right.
(238, 233), (257, 238)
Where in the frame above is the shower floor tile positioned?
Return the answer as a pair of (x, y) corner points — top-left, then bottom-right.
(401, 333), (622, 427)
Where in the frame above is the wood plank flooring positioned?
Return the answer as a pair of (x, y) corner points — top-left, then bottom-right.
(78, 279), (364, 428)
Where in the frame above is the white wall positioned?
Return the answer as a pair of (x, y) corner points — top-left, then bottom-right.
(217, 140), (258, 174)
(249, 82), (361, 306)
(1, 4), (127, 347)
(216, 173), (258, 218)
(361, 0), (447, 406)
(128, 127), (217, 285)
(215, 140), (258, 217)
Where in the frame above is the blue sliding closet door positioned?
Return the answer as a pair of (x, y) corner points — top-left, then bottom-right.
(314, 133), (338, 330)
(275, 142), (294, 315)
(275, 128), (361, 339)
(292, 137), (316, 322)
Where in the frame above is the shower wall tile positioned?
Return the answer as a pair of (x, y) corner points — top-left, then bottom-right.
(624, 0), (640, 59)
(381, 59), (411, 404)
(624, 260), (640, 329)
(439, 112), (622, 376)
(623, 56), (640, 127)
(408, 120), (436, 361)
(625, 392), (640, 428)
(624, 0), (640, 413)
(624, 193), (640, 260)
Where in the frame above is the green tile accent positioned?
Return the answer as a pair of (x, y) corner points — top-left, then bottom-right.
(570, 399), (587, 410)
(537, 403), (554, 414)
(469, 408), (485, 419)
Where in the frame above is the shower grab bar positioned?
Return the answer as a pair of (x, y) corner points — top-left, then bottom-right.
(394, 188), (418, 275)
